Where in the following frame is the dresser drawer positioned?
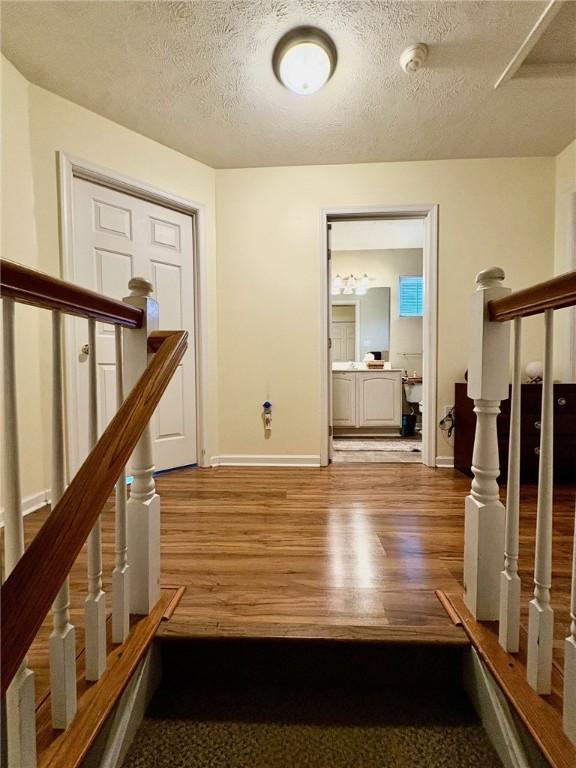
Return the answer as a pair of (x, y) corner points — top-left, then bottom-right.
(498, 434), (576, 483)
(520, 414), (576, 437)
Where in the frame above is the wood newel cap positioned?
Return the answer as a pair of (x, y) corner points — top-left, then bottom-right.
(128, 277), (154, 298)
(475, 267), (505, 289)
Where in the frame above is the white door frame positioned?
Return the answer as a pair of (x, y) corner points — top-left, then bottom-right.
(331, 298), (361, 361)
(320, 204), (439, 467)
(58, 152), (210, 473)
(569, 189), (576, 381)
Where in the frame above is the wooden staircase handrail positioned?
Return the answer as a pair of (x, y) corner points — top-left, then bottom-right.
(0, 329), (188, 694)
(0, 259), (144, 327)
(488, 270), (576, 322)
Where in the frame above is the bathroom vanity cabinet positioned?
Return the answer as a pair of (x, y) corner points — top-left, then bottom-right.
(333, 369), (403, 428)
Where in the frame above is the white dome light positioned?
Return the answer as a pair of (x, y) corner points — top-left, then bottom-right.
(274, 28), (336, 96)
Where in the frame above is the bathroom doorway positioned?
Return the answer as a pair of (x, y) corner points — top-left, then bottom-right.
(320, 207), (438, 467)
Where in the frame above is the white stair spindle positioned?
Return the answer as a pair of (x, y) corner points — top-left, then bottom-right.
(2, 298), (37, 768)
(123, 278), (160, 615)
(48, 311), (77, 727)
(499, 316), (522, 652)
(564, 500), (576, 743)
(464, 267), (511, 620)
(527, 309), (555, 694)
(112, 325), (130, 643)
(85, 318), (107, 681)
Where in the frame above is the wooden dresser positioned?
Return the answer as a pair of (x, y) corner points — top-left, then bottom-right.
(454, 382), (576, 483)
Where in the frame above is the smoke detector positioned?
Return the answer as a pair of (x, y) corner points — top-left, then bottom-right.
(400, 43), (428, 73)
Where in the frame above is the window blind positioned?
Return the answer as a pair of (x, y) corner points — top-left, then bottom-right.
(399, 276), (424, 317)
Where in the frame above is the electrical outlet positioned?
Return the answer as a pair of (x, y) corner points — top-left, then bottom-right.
(444, 405), (454, 417)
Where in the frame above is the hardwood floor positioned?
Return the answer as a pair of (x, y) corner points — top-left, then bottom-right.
(155, 464), (466, 642)
(13, 464), (575, 718)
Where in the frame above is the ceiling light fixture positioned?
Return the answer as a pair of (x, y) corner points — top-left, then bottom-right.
(273, 27), (337, 95)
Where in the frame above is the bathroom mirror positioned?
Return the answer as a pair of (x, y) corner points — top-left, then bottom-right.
(331, 287), (391, 362)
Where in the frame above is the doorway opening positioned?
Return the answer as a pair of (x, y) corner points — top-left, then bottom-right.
(320, 206), (438, 467)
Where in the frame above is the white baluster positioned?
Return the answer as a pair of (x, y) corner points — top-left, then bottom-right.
(49, 310), (77, 727)
(2, 298), (37, 768)
(464, 267), (511, 620)
(123, 278), (160, 615)
(85, 318), (107, 681)
(564, 500), (576, 743)
(527, 309), (554, 694)
(112, 325), (130, 643)
(499, 316), (522, 652)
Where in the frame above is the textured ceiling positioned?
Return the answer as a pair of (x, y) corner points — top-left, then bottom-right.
(1, 0), (575, 168)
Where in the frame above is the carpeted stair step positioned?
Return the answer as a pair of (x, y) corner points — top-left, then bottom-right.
(121, 638), (503, 768)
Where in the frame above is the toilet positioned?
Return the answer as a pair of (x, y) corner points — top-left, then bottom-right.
(403, 381), (423, 407)
(403, 380), (423, 430)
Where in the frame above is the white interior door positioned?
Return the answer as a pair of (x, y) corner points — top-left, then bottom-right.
(332, 322), (355, 362)
(70, 178), (197, 473)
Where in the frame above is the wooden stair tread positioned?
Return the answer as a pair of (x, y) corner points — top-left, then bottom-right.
(156, 615), (469, 645)
(444, 591), (575, 768)
(36, 588), (180, 768)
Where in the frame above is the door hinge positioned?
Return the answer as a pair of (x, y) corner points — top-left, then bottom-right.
(329, 425), (333, 436)
(328, 337), (332, 349)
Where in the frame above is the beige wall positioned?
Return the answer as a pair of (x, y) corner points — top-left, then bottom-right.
(1, 55), (218, 504)
(1, 58), (48, 500)
(333, 249), (423, 374)
(554, 139), (576, 381)
(216, 158), (555, 461)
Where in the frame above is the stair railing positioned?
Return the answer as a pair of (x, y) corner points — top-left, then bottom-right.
(1, 259), (187, 767)
(463, 267), (576, 744)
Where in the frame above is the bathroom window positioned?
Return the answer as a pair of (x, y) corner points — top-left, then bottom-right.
(399, 276), (424, 317)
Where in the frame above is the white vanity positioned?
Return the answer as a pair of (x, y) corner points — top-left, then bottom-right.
(332, 365), (403, 429)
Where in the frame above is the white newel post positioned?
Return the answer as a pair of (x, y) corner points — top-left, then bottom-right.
(464, 267), (511, 620)
(2, 298), (37, 768)
(123, 278), (160, 615)
(564, 500), (576, 743)
(49, 310), (77, 727)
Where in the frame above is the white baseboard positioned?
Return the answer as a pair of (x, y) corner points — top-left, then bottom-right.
(435, 456), (455, 468)
(211, 454), (321, 467)
(0, 489), (51, 527)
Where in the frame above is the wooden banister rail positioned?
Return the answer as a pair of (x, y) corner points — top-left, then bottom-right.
(0, 259), (144, 328)
(488, 270), (576, 322)
(0, 329), (188, 693)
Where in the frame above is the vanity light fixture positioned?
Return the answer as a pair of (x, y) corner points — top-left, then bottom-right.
(355, 274), (370, 295)
(331, 273), (344, 295)
(273, 27), (337, 95)
(343, 274), (356, 295)
(331, 273), (371, 296)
